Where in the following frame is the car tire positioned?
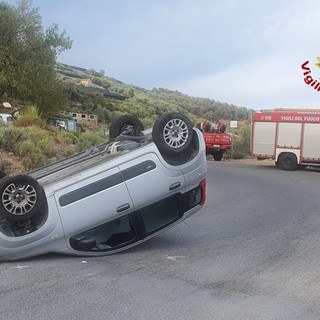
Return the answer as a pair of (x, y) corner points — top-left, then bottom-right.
(0, 173), (45, 222)
(152, 112), (193, 154)
(109, 115), (144, 139)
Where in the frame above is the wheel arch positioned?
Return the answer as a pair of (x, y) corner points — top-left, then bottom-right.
(276, 148), (300, 163)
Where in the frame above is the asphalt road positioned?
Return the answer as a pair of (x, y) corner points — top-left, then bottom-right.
(1, 160), (320, 320)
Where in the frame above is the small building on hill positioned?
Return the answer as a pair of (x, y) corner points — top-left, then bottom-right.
(77, 78), (92, 86)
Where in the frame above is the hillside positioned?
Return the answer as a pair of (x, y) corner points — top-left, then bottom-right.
(0, 63), (252, 175)
(56, 63), (252, 130)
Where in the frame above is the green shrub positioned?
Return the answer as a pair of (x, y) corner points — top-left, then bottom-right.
(17, 141), (46, 170)
(76, 132), (106, 152)
(0, 127), (26, 153)
(15, 106), (45, 128)
(23, 127), (54, 157)
(0, 126), (56, 170)
(231, 124), (251, 159)
(232, 151), (245, 159)
(60, 131), (79, 145)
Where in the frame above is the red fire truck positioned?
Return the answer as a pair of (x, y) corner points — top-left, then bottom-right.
(251, 109), (320, 170)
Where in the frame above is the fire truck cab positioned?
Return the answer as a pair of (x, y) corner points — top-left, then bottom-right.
(251, 109), (320, 170)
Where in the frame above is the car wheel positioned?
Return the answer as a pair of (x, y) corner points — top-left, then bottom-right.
(152, 112), (193, 154)
(213, 151), (224, 161)
(0, 173), (45, 222)
(278, 153), (298, 171)
(109, 115), (144, 139)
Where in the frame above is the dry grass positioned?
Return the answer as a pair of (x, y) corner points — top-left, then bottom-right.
(0, 153), (25, 174)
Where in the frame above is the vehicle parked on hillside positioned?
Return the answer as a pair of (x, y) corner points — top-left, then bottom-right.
(0, 112), (207, 261)
(47, 116), (85, 132)
(251, 109), (320, 170)
(0, 113), (14, 123)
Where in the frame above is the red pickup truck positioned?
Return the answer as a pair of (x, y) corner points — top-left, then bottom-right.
(197, 122), (232, 161)
(202, 132), (232, 160)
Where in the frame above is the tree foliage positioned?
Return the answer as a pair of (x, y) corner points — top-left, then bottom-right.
(231, 123), (251, 159)
(0, 0), (72, 117)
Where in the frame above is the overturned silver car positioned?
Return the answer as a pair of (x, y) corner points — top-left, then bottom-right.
(0, 112), (207, 261)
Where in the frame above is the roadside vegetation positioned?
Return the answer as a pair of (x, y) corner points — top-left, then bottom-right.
(0, 0), (252, 173)
(0, 111), (251, 173)
(0, 0), (72, 117)
(0, 107), (107, 173)
(230, 123), (251, 159)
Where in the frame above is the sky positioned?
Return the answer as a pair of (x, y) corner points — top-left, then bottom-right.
(4, 0), (320, 110)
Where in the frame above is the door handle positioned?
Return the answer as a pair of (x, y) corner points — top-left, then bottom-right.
(169, 182), (181, 190)
(117, 203), (130, 213)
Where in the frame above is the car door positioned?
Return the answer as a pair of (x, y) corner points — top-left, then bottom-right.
(119, 152), (185, 210)
(54, 166), (134, 235)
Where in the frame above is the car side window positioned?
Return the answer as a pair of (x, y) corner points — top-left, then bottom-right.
(102, 215), (136, 247)
(69, 195), (182, 252)
(70, 214), (137, 251)
(139, 195), (181, 234)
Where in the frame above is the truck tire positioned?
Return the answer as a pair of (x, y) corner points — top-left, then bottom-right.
(109, 115), (144, 139)
(213, 151), (224, 161)
(152, 112), (193, 154)
(278, 153), (298, 171)
(0, 173), (45, 222)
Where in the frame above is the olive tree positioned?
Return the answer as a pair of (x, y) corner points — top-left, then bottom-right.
(0, 0), (72, 116)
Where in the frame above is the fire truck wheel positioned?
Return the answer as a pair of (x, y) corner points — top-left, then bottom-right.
(278, 153), (298, 171)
